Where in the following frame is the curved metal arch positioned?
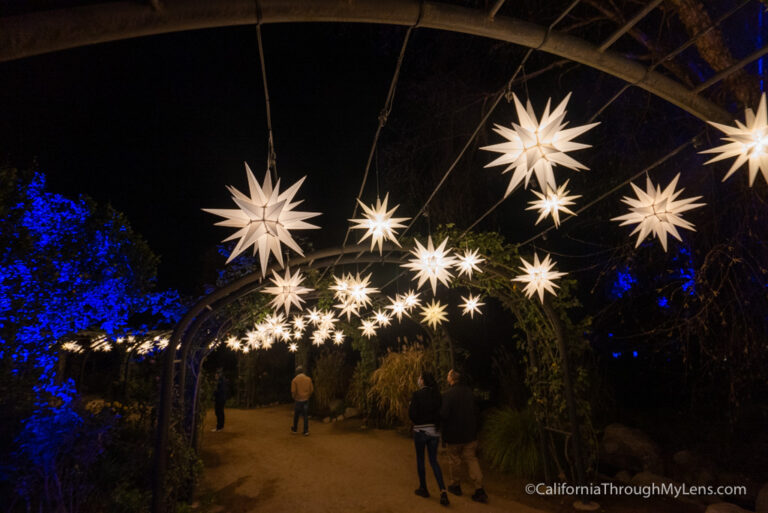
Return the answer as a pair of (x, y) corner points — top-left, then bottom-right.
(0, 0), (730, 122)
(153, 244), (408, 512)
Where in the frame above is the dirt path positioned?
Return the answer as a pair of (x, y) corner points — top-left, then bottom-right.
(196, 405), (549, 513)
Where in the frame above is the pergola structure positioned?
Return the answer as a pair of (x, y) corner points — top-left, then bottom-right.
(3, 1), (765, 512)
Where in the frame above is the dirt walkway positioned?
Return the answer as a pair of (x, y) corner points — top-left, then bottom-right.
(196, 405), (549, 513)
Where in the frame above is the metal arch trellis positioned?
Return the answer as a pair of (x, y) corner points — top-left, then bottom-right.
(0, 0), (737, 124)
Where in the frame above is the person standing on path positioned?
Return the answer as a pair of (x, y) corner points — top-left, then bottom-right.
(441, 368), (489, 503)
(290, 365), (313, 436)
(408, 371), (450, 506)
(213, 368), (228, 432)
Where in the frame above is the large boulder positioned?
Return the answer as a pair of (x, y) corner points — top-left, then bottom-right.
(329, 399), (344, 415)
(344, 407), (360, 419)
(756, 482), (768, 513)
(705, 503), (753, 513)
(600, 423), (663, 474)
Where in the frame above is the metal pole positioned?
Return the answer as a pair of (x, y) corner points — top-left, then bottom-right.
(692, 44), (768, 94)
(598, 0), (665, 53)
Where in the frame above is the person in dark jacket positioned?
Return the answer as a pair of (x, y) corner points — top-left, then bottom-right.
(408, 371), (449, 506)
(213, 368), (228, 432)
(440, 368), (488, 503)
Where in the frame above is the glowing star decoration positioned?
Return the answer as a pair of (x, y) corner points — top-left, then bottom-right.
(403, 236), (458, 295)
(203, 162), (321, 273)
(292, 330), (303, 340)
(359, 319), (378, 338)
(312, 329), (329, 346)
(420, 299), (449, 330)
(62, 341), (84, 353)
(348, 273), (379, 308)
(481, 93), (599, 196)
(460, 294), (485, 319)
(264, 268), (313, 314)
(611, 174), (704, 252)
(456, 249), (484, 279)
(334, 300), (361, 321)
(513, 253), (566, 303)
(526, 180), (580, 227)
(386, 296), (408, 321)
(403, 290), (421, 310)
(330, 273), (352, 301)
(349, 193), (410, 254)
(333, 330), (345, 345)
(225, 336), (241, 351)
(91, 336), (112, 352)
(700, 93), (768, 186)
(288, 342), (299, 352)
(261, 338), (274, 350)
(306, 307), (322, 326)
(318, 311), (337, 331)
(246, 330), (262, 350)
(373, 309), (392, 327)
(292, 315), (306, 332)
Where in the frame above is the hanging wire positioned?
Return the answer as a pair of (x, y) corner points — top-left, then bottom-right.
(256, 22), (277, 181)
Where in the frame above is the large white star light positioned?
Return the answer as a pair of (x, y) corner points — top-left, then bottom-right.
(403, 290), (422, 310)
(403, 236), (458, 295)
(386, 296), (408, 321)
(612, 174), (704, 252)
(526, 180), (580, 227)
(481, 93), (599, 196)
(513, 252), (566, 303)
(349, 193), (410, 254)
(700, 93), (768, 186)
(456, 248), (484, 279)
(203, 162), (321, 274)
(420, 299), (448, 330)
(263, 268), (313, 314)
(460, 294), (485, 319)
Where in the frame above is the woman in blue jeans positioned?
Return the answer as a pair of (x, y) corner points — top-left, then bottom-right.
(408, 371), (449, 506)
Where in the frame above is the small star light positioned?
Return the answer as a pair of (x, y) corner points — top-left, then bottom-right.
(349, 193), (411, 254)
(264, 268), (313, 314)
(319, 311), (337, 331)
(359, 319), (378, 338)
(611, 173), (704, 252)
(333, 330), (345, 345)
(700, 93), (768, 186)
(292, 330), (303, 340)
(513, 253), (566, 303)
(312, 329), (329, 346)
(403, 236), (458, 295)
(225, 336), (241, 351)
(526, 180), (580, 227)
(246, 330), (262, 349)
(203, 162), (321, 274)
(261, 337), (274, 350)
(288, 342), (299, 352)
(403, 290), (422, 310)
(373, 309), (392, 327)
(292, 315), (306, 332)
(330, 273), (352, 301)
(456, 248), (484, 279)
(62, 341), (84, 353)
(348, 272), (379, 307)
(460, 294), (485, 319)
(420, 299), (448, 330)
(306, 307), (322, 326)
(481, 93), (599, 196)
(334, 300), (361, 321)
(91, 336), (112, 352)
(386, 296), (408, 321)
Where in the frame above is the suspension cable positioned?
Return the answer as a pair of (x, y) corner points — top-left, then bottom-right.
(256, 22), (277, 181)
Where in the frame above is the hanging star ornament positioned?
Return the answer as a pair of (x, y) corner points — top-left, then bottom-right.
(349, 193), (410, 254)
(359, 319), (378, 338)
(333, 330), (345, 345)
(403, 236), (458, 295)
(456, 248), (484, 279)
(513, 252), (566, 303)
(526, 179), (580, 227)
(700, 93), (768, 186)
(460, 294), (485, 319)
(481, 93), (599, 196)
(420, 299), (449, 329)
(386, 296), (408, 321)
(288, 342), (299, 352)
(263, 268), (313, 314)
(612, 173), (704, 252)
(203, 162), (321, 274)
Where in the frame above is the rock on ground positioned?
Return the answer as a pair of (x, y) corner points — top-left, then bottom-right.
(600, 423), (663, 474)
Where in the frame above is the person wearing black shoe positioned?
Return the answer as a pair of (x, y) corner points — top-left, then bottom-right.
(291, 365), (313, 435)
(441, 369), (488, 503)
(409, 371), (449, 507)
(213, 368), (228, 432)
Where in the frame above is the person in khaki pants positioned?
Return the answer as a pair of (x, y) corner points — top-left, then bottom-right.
(440, 369), (488, 503)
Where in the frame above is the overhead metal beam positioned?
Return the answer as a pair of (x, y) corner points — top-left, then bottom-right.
(488, 0), (507, 20)
(0, 0), (730, 122)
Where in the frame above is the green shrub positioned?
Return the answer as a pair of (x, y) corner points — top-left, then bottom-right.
(481, 407), (541, 478)
(312, 350), (348, 413)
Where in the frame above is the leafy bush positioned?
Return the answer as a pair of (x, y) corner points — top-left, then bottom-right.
(480, 407), (541, 478)
(368, 345), (434, 425)
(312, 350), (348, 413)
